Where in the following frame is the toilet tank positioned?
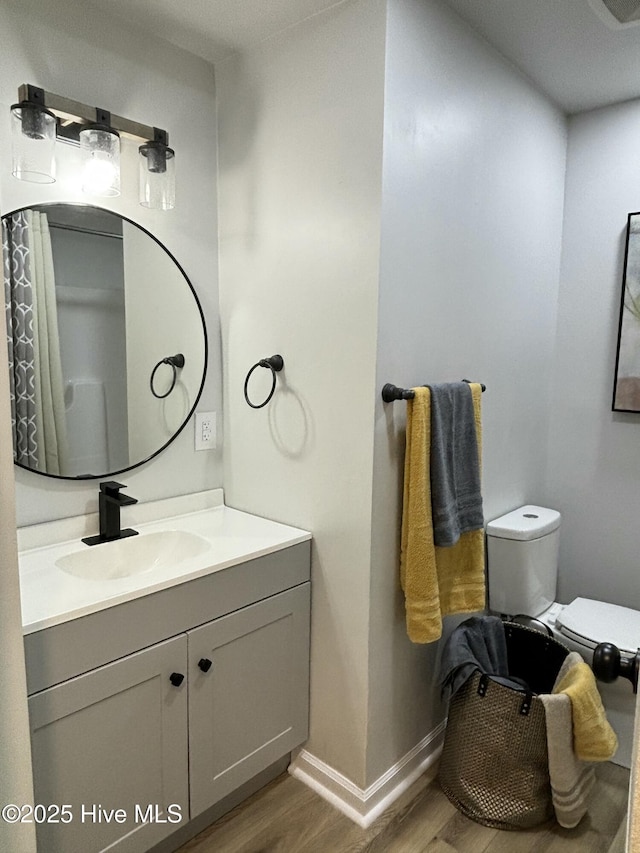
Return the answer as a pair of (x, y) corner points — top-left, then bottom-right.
(486, 505), (561, 618)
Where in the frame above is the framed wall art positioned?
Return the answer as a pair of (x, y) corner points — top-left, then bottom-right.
(612, 212), (640, 412)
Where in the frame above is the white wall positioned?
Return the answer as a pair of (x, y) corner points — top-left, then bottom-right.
(367, 0), (567, 785)
(0, 0), (222, 525)
(546, 99), (640, 611)
(217, 0), (387, 787)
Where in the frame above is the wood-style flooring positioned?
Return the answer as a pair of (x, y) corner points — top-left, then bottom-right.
(176, 761), (629, 853)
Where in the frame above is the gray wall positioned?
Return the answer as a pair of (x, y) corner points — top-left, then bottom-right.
(368, 0), (567, 785)
(546, 99), (640, 611)
(218, 0), (569, 792)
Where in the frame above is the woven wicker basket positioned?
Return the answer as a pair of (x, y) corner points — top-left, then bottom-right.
(438, 622), (569, 830)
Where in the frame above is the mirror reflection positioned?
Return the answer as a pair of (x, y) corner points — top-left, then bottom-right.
(2, 203), (207, 479)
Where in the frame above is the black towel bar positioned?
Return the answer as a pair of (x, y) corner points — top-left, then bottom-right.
(381, 380), (486, 403)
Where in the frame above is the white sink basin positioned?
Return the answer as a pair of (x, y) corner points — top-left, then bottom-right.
(55, 530), (210, 581)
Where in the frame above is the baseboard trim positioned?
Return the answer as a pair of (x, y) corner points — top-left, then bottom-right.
(288, 721), (445, 828)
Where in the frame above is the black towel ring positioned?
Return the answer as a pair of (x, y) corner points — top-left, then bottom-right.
(150, 353), (185, 399)
(244, 354), (284, 409)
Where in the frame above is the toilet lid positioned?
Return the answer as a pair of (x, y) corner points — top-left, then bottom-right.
(486, 505), (561, 540)
(557, 597), (640, 654)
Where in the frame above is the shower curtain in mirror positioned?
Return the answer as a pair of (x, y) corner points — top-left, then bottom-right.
(3, 210), (67, 474)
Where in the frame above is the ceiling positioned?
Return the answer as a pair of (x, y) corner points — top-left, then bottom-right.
(91, 0), (640, 115)
(440, 0), (640, 113)
(91, 0), (344, 68)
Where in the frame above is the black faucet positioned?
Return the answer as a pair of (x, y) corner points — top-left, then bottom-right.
(82, 481), (139, 546)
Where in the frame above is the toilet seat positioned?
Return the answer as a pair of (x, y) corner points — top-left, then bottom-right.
(555, 597), (640, 655)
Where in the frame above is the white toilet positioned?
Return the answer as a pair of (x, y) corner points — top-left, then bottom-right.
(486, 504), (640, 768)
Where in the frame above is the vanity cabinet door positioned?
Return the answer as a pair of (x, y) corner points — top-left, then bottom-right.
(28, 635), (189, 853)
(188, 583), (310, 816)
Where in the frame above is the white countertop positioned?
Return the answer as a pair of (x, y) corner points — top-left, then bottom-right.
(18, 492), (311, 635)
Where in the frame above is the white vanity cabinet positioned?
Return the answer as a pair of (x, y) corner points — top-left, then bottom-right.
(29, 636), (189, 853)
(188, 584), (310, 816)
(24, 541), (311, 853)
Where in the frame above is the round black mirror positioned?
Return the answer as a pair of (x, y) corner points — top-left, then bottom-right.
(2, 203), (207, 479)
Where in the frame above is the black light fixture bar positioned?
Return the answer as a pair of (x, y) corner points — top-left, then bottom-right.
(17, 83), (168, 145)
(14, 83), (176, 208)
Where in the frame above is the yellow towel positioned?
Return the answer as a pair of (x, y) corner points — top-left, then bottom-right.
(400, 384), (486, 643)
(555, 659), (618, 762)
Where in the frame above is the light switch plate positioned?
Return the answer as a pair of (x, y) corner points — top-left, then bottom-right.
(195, 411), (216, 451)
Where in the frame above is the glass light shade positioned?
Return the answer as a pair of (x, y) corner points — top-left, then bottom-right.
(80, 126), (120, 197)
(139, 142), (175, 210)
(10, 102), (57, 183)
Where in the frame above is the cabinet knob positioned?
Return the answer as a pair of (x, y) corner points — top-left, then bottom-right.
(198, 658), (213, 673)
(169, 672), (185, 687)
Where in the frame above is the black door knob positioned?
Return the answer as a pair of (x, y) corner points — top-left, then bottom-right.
(169, 672), (185, 687)
(198, 658), (213, 673)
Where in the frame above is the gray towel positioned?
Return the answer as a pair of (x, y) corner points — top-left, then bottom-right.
(428, 383), (484, 547)
(440, 615), (509, 696)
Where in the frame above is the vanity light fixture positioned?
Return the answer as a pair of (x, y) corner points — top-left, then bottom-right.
(139, 129), (175, 210)
(10, 87), (56, 183)
(79, 109), (121, 197)
(11, 84), (176, 209)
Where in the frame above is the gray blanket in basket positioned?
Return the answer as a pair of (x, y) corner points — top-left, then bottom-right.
(440, 615), (510, 696)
